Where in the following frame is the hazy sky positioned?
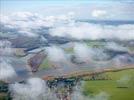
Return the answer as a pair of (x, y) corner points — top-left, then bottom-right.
(0, 0), (134, 20)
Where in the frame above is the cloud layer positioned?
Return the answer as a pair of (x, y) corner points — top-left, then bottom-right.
(0, 12), (74, 37)
(0, 12), (134, 40)
(50, 22), (134, 40)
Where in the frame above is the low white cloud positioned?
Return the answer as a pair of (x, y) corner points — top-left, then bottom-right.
(9, 77), (57, 100)
(0, 61), (17, 82)
(50, 22), (134, 40)
(113, 54), (134, 66)
(105, 42), (128, 51)
(50, 22), (102, 39)
(0, 12), (74, 37)
(74, 43), (92, 62)
(11, 12), (40, 21)
(117, 75), (132, 88)
(72, 85), (109, 100)
(117, 75), (131, 84)
(92, 9), (107, 18)
(73, 43), (110, 62)
(0, 40), (17, 82)
(0, 40), (13, 56)
(46, 46), (67, 62)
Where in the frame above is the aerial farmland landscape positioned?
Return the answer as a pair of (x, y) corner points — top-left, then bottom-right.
(0, 0), (134, 100)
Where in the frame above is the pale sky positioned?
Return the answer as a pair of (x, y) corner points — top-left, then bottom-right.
(0, 0), (134, 20)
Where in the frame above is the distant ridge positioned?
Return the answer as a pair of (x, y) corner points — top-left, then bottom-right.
(78, 20), (134, 25)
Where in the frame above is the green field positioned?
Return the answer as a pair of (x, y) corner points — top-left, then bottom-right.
(39, 58), (50, 70)
(83, 69), (134, 100)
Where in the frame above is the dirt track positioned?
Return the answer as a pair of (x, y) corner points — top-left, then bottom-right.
(42, 65), (134, 81)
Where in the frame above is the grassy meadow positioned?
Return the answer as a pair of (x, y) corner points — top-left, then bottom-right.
(83, 69), (134, 100)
